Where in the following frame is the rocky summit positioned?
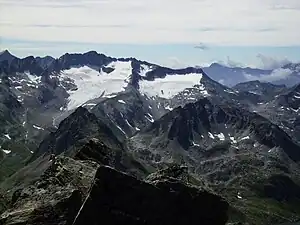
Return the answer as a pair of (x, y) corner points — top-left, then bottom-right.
(1, 51), (300, 225)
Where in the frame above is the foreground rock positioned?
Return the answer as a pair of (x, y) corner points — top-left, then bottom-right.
(0, 155), (228, 225)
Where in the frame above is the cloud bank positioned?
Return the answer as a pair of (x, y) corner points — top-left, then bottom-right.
(244, 68), (294, 82)
(256, 54), (292, 70)
(0, 0), (300, 45)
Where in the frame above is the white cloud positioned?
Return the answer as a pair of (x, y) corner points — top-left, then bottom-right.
(217, 56), (246, 68)
(194, 43), (209, 50)
(244, 68), (294, 82)
(256, 54), (291, 70)
(0, 0), (300, 45)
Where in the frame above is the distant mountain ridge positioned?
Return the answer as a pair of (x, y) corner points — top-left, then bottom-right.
(1, 50), (300, 224)
(2, 49), (299, 87)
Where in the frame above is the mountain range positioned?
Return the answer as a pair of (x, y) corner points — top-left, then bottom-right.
(1, 50), (300, 225)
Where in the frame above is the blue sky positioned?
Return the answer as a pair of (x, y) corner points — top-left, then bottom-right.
(1, 0), (300, 68)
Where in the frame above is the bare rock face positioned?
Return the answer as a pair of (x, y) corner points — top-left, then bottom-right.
(0, 154), (228, 225)
(73, 166), (228, 225)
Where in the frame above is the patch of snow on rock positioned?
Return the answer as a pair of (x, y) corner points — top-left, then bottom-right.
(192, 141), (200, 147)
(230, 137), (237, 144)
(33, 125), (44, 130)
(4, 134), (11, 140)
(116, 125), (126, 135)
(118, 100), (126, 104)
(140, 64), (153, 77)
(139, 73), (203, 99)
(216, 133), (225, 141)
(145, 113), (154, 123)
(2, 149), (11, 154)
(26, 73), (41, 84)
(208, 132), (215, 139)
(125, 120), (133, 128)
(224, 89), (237, 95)
(165, 105), (173, 111)
(239, 136), (250, 141)
(60, 61), (132, 110)
(237, 192), (243, 199)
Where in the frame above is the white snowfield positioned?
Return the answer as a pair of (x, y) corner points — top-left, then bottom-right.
(55, 61), (206, 110)
(60, 61), (132, 110)
(139, 73), (204, 99)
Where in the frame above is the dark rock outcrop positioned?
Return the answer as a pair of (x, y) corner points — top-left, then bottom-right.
(73, 166), (228, 225)
(32, 107), (123, 161)
(0, 50), (18, 64)
(0, 155), (228, 225)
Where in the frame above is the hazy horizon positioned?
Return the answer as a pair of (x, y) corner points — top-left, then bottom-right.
(1, 0), (300, 68)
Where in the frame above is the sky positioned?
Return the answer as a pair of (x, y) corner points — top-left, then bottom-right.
(0, 0), (300, 69)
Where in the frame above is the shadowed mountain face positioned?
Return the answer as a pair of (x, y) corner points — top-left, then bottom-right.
(0, 138), (228, 225)
(0, 50), (18, 64)
(1, 51), (300, 225)
(203, 62), (300, 87)
(32, 107), (124, 160)
(130, 98), (300, 162)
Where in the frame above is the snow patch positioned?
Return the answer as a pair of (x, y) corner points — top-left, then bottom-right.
(216, 133), (225, 141)
(139, 73), (203, 99)
(82, 103), (97, 109)
(4, 134), (11, 140)
(249, 91), (260, 95)
(27, 73), (41, 84)
(140, 64), (153, 77)
(125, 120), (133, 128)
(237, 192), (243, 199)
(33, 125), (44, 130)
(2, 149), (11, 154)
(239, 136), (250, 141)
(60, 61), (132, 110)
(165, 105), (173, 111)
(224, 89), (237, 95)
(291, 108), (299, 113)
(118, 100), (126, 104)
(192, 141), (200, 147)
(105, 94), (117, 99)
(116, 125), (126, 135)
(208, 132), (215, 139)
(135, 127), (140, 131)
(145, 113), (154, 123)
(230, 137), (237, 144)
(294, 95), (300, 99)
(195, 83), (209, 97)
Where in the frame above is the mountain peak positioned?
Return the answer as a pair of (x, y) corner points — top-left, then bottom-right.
(0, 49), (18, 63)
(209, 62), (226, 68)
(0, 49), (10, 55)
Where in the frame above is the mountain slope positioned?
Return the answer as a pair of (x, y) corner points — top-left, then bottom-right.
(0, 50), (18, 64)
(202, 63), (272, 87)
(32, 107), (123, 160)
(128, 98), (300, 224)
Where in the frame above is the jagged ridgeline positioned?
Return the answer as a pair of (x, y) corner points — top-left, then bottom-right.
(1, 50), (300, 225)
